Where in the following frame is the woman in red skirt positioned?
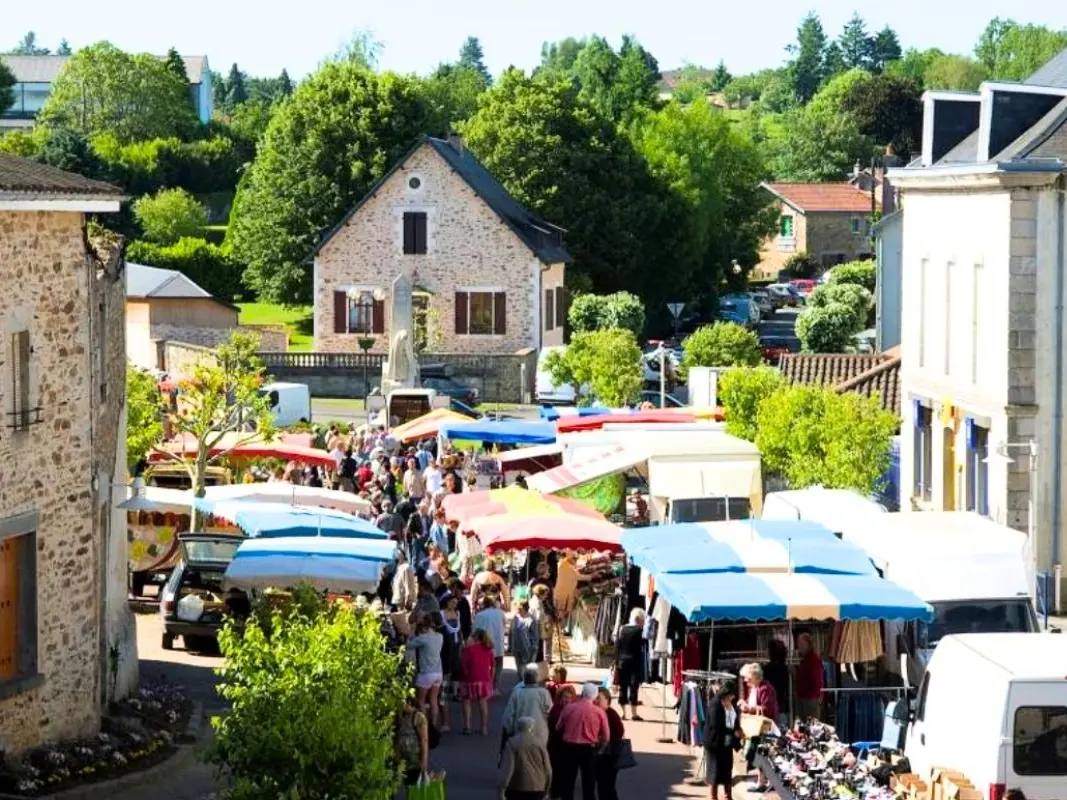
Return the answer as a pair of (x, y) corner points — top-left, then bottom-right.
(460, 628), (495, 735)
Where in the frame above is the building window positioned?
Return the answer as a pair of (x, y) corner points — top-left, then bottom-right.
(912, 402), (933, 501)
(10, 331), (31, 432)
(555, 286), (565, 329)
(779, 215), (794, 238)
(850, 217), (866, 235)
(408, 176), (422, 190)
(0, 517), (38, 686)
(454, 290), (506, 336)
(347, 290), (376, 334)
(965, 421), (990, 516)
(402, 212), (428, 255)
(544, 289), (555, 331)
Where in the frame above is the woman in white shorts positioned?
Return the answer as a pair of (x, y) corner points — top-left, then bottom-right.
(407, 614), (445, 730)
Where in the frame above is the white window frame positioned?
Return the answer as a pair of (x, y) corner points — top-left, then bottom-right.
(458, 285), (505, 338)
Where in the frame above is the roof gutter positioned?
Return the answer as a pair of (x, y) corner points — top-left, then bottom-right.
(888, 158), (1067, 179)
(1052, 177), (1065, 615)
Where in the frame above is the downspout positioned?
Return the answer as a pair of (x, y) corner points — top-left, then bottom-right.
(1052, 177), (1065, 615)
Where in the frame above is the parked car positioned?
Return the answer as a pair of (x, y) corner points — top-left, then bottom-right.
(751, 289), (775, 315)
(421, 376), (479, 407)
(767, 283), (800, 308)
(258, 382), (311, 427)
(760, 337), (797, 364)
(159, 533), (244, 651)
(642, 349), (680, 388)
(791, 278), (816, 297)
(721, 293), (760, 328)
(716, 299), (749, 327)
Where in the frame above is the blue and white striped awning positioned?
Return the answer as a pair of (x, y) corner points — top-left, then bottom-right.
(191, 498), (386, 539)
(621, 519), (839, 554)
(628, 536), (877, 577)
(224, 536), (396, 593)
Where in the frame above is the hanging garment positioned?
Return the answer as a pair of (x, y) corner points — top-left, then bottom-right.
(836, 621), (884, 664)
(652, 594), (671, 655)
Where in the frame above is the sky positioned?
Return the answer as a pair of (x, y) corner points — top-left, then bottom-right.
(6, 1), (1067, 80)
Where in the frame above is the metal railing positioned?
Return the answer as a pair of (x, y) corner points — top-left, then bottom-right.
(259, 352), (385, 369)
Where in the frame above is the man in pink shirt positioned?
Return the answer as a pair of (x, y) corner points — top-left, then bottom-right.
(555, 683), (609, 800)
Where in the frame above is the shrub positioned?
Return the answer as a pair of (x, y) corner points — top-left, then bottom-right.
(133, 188), (209, 244)
(795, 301), (858, 353)
(126, 237), (244, 301)
(807, 282), (872, 330)
(717, 366), (785, 442)
(828, 258), (876, 293)
(545, 328), (643, 407)
(210, 588), (409, 800)
(681, 322), (762, 374)
(567, 292), (646, 337)
(91, 133), (243, 196)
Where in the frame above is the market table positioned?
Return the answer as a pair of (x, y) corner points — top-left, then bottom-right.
(755, 752), (796, 800)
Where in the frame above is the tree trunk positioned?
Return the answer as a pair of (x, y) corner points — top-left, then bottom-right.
(190, 444), (208, 532)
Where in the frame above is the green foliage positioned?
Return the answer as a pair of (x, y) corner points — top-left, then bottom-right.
(37, 128), (104, 175)
(11, 31), (50, 55)
(710, 61), (732, 92)
(425, 64), (489, 128)
(91, 133), (243, 196)
(210, 590), (408, 800)
(975, 19), (1067, 81)
(795, 301), (862, 353)
(681, 323), (762, 372)
(229, 63), (437, 304)
(788, 12), (829, 103)
(923, 54), (988, 92)
(227, 100), (275, 150)
(223, 64), (249, 113)
(0, 61), (14, 114)
(334, 30), (383, 69)
(807, 282), (872, 331)
(39, 42), (197, 143)
(838, 13), (874, 70)
(459, 36), (492, 85)
(56, 39), (72, 56)
(567, 291), (646, 337)
(842, 74), (922, 159)
(164, 48), (187, 83)
(756, 386), (898, 494)
(717, 366), (785, 442)
(885, 48), (944, 85)
(0, 130), (39, 157)
(536, 37), (585, 76)
(828, 259), (876, 292)
(126, 368), (164, 471)
(133, 188), (209, 244)
(781, 251), (821, 279)
(769, 105), (872, 182)
(871, 26), (903, 72)
(127, 237), (244, 300)
(545, 329), (643, 407)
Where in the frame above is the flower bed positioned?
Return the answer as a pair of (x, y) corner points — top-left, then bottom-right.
(0, 681), (192, 797)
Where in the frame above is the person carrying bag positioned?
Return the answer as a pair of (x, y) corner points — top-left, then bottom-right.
(407, 770), (446, 800)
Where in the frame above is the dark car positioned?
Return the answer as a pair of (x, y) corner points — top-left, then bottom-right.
(449, 397), (482, 419)
(421, 376), (479, 407)
(159, 533), (244, 651)
(760, 337), (798, 365)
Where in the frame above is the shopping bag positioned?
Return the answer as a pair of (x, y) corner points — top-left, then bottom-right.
(614, 738), (638, 770)
(407, 771), (446, 800)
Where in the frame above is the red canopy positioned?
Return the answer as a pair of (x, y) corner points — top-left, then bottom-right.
(151, 433), (335, 467)
(475, 514), (622, 554)
(442, 492), (604, 525)
(555, 409), (696, 433)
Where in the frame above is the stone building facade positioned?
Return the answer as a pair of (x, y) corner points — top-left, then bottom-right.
(0, 156), (134, 754)
(753, 183), (877, 281)
(313, 136), (570, 356)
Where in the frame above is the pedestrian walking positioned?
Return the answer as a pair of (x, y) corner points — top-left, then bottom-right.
(499, 716), (553, 800)
(472, 596), (507, 694)
(509, 601), (539, 681)
(614, 608), (647, 721)
(547, 684), (576, 800)
(704, 680), (743, 800)
(406, 615), (445, 731)
(595, 687), (626, 800)
(555, 683), (609, 800)
(502, 665), (553, 746)
(460, 629), (495, 736)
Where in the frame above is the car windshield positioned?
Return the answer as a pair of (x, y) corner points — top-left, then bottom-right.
(182, 538), (241, 564)
(922, 599), (1036, 646)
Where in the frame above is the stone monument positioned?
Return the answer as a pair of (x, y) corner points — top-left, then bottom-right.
(381, 272), (419, 395)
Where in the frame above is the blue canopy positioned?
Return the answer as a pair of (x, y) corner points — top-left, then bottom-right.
(655, 571), (933, 623)
(621, 519), (839, 554)
(224, 535), (396, 592)
(438, 419), (557, 445)
(539, 405), (609, 421)
(192, 498), (387, 539)
(628, 537), (877, 577)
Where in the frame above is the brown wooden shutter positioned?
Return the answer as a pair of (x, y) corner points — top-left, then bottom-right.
(555, 287), (565, 329)
(403, 213), (415, 254)
(544, 289), (554, 331)
(372, 298), (385, 334)
(414, 213), (428, 254)
(493, 292), (507, 335)
(0, 537), (19, 680)
(333, 291), (347, 333)
(454, 292), (468, 334)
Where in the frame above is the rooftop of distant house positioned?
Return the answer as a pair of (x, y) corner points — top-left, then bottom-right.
(0, 152), (123, 200)
(0, 53), (208, 84)
(762, 182), (879, 214)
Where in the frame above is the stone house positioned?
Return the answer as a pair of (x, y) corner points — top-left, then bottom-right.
(0, 154), (136, 754)
(313, 135), (571, 356)
(752, 182), (878, 282)
(888, 46), (1067, 609)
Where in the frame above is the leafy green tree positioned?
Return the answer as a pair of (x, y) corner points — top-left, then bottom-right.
(769, 106), (872, 182)
(458, 35), (492, 85)
(822, 42), (846, 81)
(37, 127), (103, 176)
(56, 39), (72, 56)
(133, 187), (209, 244)
(567, 292), (645, 337)
(230, 63), (436, 304)
(0, 130), (39, 157)
(571, 36), (621, 118)
(717, 366), (784, 442)
(210, 589), (409, 800)
(39, 42), (197, 143)
(976, 18), (1067, 80)
(886, 48), (943, 85)
(0, 61), (15, 114)
(277, 69), (294, 97)
(758, 73), (798, 113)
(682, 323), (762, 373)
(781, 251), (821, 279)
(164, 47), (187, 82)
(11, 31), (49, 55)
(126, 367), (164, 472)
(838, 12), (874, 70)
(870, 26), (902, 72)
(828, 258), (876, 292)
(710, 60), (732, 91)
(757, 386), (897, 493)
(796, 301), (861, 353)
(224, 63), (248, 112)
(614, 35), (661, 116)
(537, 38), (585, 77)
(127, 237), (244, 300)
(842, 74), (922, 159)
(545, 328), (643, 407)
(425, 64), (488, 127)
(788, 12), (829, 103)
(975, 17), (1014, 73)
(227, 99), (274, 149)
(807, 282), (872, 331)
(924, 54), (988, 91)
(335, 30), (383, 68)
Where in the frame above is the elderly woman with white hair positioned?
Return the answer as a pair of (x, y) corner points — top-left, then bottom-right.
(613, 606), (648, 721)
(499, 716), (553, 800)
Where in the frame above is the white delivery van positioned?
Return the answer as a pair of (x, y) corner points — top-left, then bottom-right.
(258, 382), (311, 426)
(839, 512), (1040, 683)
(904, 633), (1067, 800)
(536, 345), (576, 404)
(761, 487), (886, 534)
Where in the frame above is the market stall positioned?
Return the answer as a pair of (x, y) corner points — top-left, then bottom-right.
(224, 535), (396, 593)
(191, 498), (388, 539)
(389, 408), (474, 442)
(438, 419), (557, 445)
(202, 483), (372, 516)
(151, 433), (336, 467)
(439, 486), (605, 525)
(495, 442), (563, 475)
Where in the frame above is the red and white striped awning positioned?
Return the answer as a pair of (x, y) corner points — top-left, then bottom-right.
(526, 445), (649, 494)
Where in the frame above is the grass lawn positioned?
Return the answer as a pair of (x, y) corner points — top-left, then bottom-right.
(238, 302), (314, 351)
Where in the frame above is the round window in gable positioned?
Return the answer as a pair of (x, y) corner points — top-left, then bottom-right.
(408, 176), (422, 190)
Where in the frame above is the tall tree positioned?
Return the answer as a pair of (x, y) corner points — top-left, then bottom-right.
(537, 38), (585, 77)
(571, 36), (621, 118)
(225, 63), (248, 112)
(822, 42), (846, 80)
(974, 17), (1015, 73)
(886, 47), (944, 85)
(38, 41), (197, 143)
(615, 35), (660, 114)
(842, 74), (922, 160)
(56, 38), (72, 56)
(924, 53), (988, 91)
(0, 61), (15, 114)
(458, 36), (492, 85)
(870, 26), (902, 72)
(709, 60), (732, 91)
(335, 30), (382, 68)
(838, 12), (873, 70)
(164, 47), (187, 82)
(789, 12), (828, 103)
(229, 63), (437, 303)
(425, 63), (489, 127)
(277, 68), (294, 97)
(975, 19), (1067, 80)
(12, 31), (49, 55)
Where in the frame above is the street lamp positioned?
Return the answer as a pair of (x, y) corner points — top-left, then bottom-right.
(731, 259), (742, 276)
(350, 287), (386, 402)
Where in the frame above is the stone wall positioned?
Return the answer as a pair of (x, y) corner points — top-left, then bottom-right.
(158, 340), (216, 374)
(240, 324), (288, 351)
(314, 142), (557, 355)
(805, 212), (874, 265)
(0, 211), (104, 753)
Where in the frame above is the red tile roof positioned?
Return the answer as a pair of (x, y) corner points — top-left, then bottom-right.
(778, 352), (901, 415)
(763, 182), (877, 213)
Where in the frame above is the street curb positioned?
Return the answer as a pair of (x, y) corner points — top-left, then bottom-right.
(0, 703), (210, 800)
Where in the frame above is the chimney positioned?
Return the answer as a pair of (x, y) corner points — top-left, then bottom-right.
(882, 144), (902, 215)
(447, 131), (464, 155)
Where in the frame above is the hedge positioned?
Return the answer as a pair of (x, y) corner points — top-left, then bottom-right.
(126, 237), (244, 301)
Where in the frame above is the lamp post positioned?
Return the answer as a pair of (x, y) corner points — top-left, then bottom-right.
(350, 286), (386, 403)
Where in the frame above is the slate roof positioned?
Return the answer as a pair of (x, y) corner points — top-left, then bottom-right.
(126, 263), (213, 299)
(0, 153), (123, 199)
(778, 350), (901, 415)
(313, 136), (572, 264)
(1025, 47), (1067, 88)
(1, 53), (208, 84)
(762, 182), (876, 214)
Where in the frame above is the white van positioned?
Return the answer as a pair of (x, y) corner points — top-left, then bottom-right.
(904, 633), (1067, 800)
(258, 382), (311, 427)
(536, 345), (576, 404)
(760, 487), (886, 534)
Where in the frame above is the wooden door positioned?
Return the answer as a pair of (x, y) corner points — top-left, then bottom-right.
(942, 426), (956, 511)
(0, 537), (19, 680)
